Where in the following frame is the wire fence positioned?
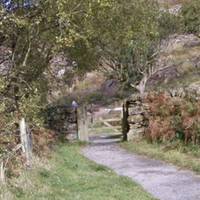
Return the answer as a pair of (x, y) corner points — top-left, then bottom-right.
(0, 118), (32, 184)
(0, 106), (80, 184)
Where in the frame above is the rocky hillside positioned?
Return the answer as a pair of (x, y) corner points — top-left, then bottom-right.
(158, 0), (191, 7)
(147, 34), (200, 96)
(145, 0), (200, 96)
(147, 34), (200, 87)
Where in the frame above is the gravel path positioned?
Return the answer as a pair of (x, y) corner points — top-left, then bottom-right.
(82, 136), (200, 200)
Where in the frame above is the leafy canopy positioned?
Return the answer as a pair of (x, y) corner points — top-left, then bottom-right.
(0, 0), (176, 121)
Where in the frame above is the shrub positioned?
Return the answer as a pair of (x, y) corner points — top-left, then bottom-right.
(182, 0), (200, 34)
(144, 92), (200, 144)
(158, 11), (183, 38)
(146, 116), (175, 142)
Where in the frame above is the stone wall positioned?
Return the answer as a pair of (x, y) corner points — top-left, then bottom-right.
(43, 105), (78, 141)
(125, 89), (200, 141)
(124, 95), (149, 141)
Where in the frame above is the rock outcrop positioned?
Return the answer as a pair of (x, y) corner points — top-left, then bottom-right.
(45, 53), (75, 103)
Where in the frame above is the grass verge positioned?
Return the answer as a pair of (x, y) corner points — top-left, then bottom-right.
(121, 139), (200, 173)
(1, 143), (155, 200)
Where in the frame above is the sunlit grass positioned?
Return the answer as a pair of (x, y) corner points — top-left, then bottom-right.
(1, 143), (155, 200)
(121, 139), (200, 173)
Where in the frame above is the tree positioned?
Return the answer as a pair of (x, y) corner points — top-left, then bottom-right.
(0, 0), (174, 115)
(0, 0), (106, 123)
(75, 0), (161, 86)
(0, 1), (58, 121)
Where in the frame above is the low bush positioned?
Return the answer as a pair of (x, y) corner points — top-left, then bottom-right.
(144, 92), (200, 144)
(182, 0), (200, 34)
(158, 11), (183, 38)
(0, 126), (58, 178)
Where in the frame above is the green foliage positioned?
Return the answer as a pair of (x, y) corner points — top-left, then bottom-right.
(158, 11), (183, 38)
(0, 0), (184, 106)
(185, 101), (198, 116)
(19, 88), (44, 126)
(0, 0), (195, 136)
(89, 0), (161, 83)
(0, 2), (57, 130)
(172, 115), (183, 138)
(182, 0), (200, 34)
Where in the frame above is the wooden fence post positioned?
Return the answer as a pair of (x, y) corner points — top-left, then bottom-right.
(0, 161), (5, 184)
(20, 118), (32, 167)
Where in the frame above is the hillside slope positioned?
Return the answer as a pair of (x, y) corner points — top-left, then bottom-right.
(147, 34), (200, 95)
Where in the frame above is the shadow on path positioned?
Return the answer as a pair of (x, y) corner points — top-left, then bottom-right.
(88, 134), (122, 145)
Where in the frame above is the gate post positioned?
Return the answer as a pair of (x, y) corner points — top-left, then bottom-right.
(122, 101), (129, 141)
(77, 106), (89, 142)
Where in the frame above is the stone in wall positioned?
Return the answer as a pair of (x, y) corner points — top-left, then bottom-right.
(128, 114), (144, 125)
(127, 127), (145, 141)
(128, 106), (144, 115)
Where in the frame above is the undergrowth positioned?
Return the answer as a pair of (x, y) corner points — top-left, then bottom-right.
(144, 92), (200, 144)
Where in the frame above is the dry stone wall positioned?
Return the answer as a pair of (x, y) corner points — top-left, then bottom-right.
(43, 105), (78, 141)
(125, 95), (149, 141)
(125, 89), (200, 141)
